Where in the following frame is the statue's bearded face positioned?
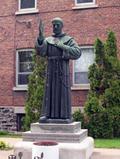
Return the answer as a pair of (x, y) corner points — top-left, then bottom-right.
(53, 22), (63, 35)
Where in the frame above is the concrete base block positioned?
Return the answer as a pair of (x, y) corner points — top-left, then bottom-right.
(14, 137), (94, 159)
(59, 137), (94, 159)
(14, 141), (32, 159)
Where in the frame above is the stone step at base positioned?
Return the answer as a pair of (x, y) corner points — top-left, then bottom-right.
(31, 122), (81, 133)
(23, 129), (88, 143)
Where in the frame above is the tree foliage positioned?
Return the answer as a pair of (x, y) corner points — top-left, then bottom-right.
(84, 31), (120, 138)
(23, 51), (46, 130)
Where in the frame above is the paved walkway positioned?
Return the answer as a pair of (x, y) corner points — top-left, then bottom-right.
(0, 137), (22, 159)
(0, 137), (120, 159)
(92, 148), (120, 159)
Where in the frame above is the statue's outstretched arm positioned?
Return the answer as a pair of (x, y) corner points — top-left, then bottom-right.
(38, 19), (45, 45)
(35, 20), (47, 56)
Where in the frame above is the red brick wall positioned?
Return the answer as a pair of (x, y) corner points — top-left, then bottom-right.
(0, 0), (120, 108)
(0, 0), (15, 106)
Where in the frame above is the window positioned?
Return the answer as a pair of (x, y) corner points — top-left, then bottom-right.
(16, 49), (34, 87)
(18, 0), (37, 12)
(76, 0), (95, 5)
(74, 0), (97, 8)
(73, 46), (95, 85)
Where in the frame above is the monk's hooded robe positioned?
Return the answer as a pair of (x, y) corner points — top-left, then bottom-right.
(35, 33), (81, 123)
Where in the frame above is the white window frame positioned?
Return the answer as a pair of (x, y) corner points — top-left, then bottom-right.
(75, 0), (95, 6)
(73, 0), (98, 9)
(15, 49), (33, 89)
(72, 46), (95, 90)
(16, 0), (38, 15)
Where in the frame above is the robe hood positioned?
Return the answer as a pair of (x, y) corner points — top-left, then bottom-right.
(45, 34), (73, 45)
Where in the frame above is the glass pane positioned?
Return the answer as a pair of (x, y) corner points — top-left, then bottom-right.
(18, 74), (30, 85)
(74, 47), (95, 84)
(77, 0), (93, 3)
(75, 72), (89, 84)
(21, 0), (35, 9)
(19, 62), (34, 72)
(74, 48), (95, 72)
(19, 51), (33, 62)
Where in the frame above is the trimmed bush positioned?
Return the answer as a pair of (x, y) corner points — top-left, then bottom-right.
(87, 110), (113, 138)
(108, 107), (120, 137)
(0, 131), (9, 136)
(84, 96), (104, 116)
(0, 141), (12, 150)
(72, 109), (85, 128)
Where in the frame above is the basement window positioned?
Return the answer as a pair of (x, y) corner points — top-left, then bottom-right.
(16, 49), (34, 88)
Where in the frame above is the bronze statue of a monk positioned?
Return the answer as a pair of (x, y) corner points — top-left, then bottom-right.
(35, 17), (81, 123)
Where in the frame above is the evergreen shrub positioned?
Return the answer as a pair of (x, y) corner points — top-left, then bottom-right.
(87, 110), (113, 138)
(72, 109), (85, 128)
(84, 31), (120, 138)
(23, 51), (46, 130)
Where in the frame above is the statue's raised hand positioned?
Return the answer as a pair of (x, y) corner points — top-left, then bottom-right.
(38, 19), (45, 44)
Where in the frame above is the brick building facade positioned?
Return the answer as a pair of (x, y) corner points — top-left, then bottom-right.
(0, 0), (120, 131)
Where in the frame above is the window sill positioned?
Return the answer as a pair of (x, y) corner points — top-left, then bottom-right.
(72, 4), (98, 10)
(13, 86), (28, 91)
(15, 9), (39, 15)
(14, 107), (25, 114)
(71, 84), (90, 90)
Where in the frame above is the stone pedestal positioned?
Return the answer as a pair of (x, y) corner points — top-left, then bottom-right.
(23, 122), (88, 143)
(14, 122), (94, 159)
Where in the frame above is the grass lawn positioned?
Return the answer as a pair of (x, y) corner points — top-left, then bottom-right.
(95, 138), (120, 148)
(0, 131), (22, 138)
(0, 134), (22, 138)
(0, 131), (120, 149)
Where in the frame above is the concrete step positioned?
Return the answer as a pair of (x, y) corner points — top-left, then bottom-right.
(31, 122), (81, 133)
(23, 122), (88, 143)
(91, 148), (120, 159)
(23, 129), (88, 143)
